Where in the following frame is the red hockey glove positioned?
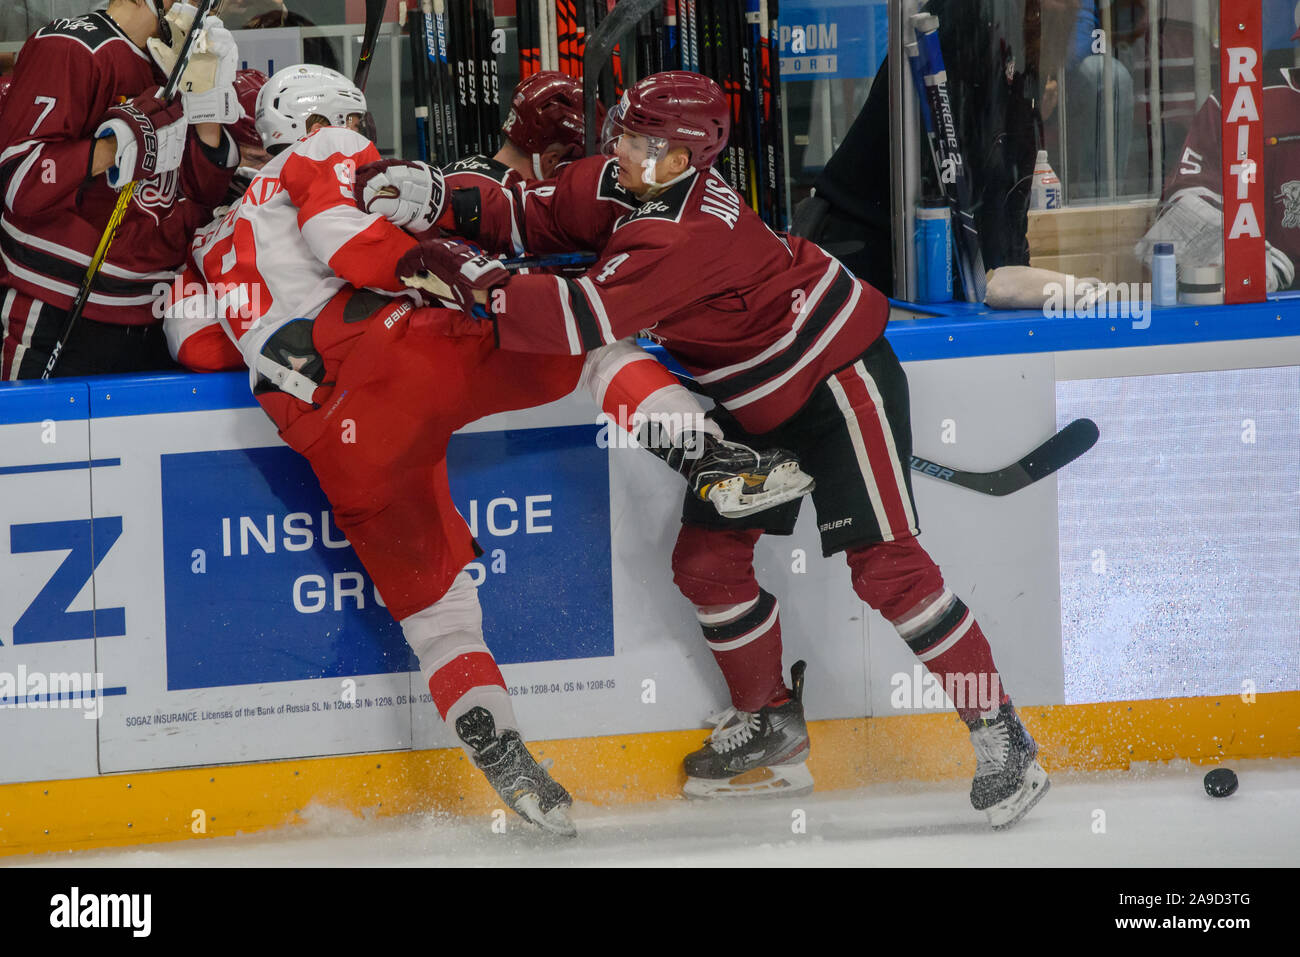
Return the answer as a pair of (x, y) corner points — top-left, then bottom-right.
(95, 88), (188, 189)
(396, 239), (510, 313)
(354, 159), (447, 234)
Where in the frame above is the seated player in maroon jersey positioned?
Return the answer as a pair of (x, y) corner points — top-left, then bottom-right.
(359, 72), (1051, 829)
(1136, 23), (1300, 294)
(0, 0), (240, 379)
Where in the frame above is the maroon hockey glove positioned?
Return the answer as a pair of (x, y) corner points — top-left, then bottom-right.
(396, 239), (510, 313)
(95, 88), (188, 189)
(354, 159), (448, 234)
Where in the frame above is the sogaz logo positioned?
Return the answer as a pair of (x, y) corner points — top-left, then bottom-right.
(778, 22), (839, 76)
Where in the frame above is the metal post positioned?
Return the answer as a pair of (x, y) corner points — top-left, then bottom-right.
(1148, 0), (1163, 197)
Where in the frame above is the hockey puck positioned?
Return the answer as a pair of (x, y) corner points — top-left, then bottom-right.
(1203, 768), (1238, 798)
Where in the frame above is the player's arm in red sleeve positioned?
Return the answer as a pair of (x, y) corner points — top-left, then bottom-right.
(279, 129), (418, 291)
(490, 227), (676, 354)
(0, 38), (108, 219)
(162, 261), (246, 372)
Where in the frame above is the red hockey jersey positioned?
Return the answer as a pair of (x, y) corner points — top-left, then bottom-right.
(165, 126), (417, 376)
(0, 12), (237, 325)
(472, 155), (890, 434)
(1161, 67), (1300, 289)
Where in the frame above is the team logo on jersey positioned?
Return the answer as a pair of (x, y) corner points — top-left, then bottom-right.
(132, 170), (180, 226)
(1278, 181), (1300, 229)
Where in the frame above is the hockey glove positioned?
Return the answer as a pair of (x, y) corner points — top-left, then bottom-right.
(354, 160), (448, 235)
(1266, 242), (1295, 293)
(147, 3), (240, 125)
(95, 89), (188, 189)
(396, 239), (509, 313)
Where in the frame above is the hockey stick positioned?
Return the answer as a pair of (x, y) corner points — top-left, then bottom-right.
(501, 251), (599, 270)
(584, 0), (665, 154)
(403, 2), (431, 161)
(354, 0), (389, 92)
(909, 418), (1100, 496)
(911, 13), (986, 303)
(41, 0), (221, 380)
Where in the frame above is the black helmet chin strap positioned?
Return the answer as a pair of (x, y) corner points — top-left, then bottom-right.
(153, 0), (173, 45)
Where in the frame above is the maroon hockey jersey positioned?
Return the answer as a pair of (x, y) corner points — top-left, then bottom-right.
(1162, 67), (1300, 289)
(470, 155), (890, 434)
(0, 12), (237, 325)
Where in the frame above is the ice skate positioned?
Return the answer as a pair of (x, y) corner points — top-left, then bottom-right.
(455, 707), (577, 837)
(682, 661), (813, 798)
(690, 439), (815, 519)
(968, 703), (1050, 829)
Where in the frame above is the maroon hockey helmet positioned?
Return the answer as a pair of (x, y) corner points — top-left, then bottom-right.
(0, 76), (11, 115)
(230, 69), (269, 150)
(501, 70), (599, 154)
(602, 71), (730, 171)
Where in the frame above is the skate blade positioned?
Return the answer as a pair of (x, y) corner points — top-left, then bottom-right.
(708, 463), (816, 519)
(986, 762), (1050, 830)
(512, 794), (578, 837)
(683, 763), (815, 799)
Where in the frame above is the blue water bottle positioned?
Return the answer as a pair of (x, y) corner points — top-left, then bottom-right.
(915, 200), (954, 303)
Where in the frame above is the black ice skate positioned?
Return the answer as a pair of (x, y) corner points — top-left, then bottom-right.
(690, 439), (815, 519)
(968, 703), (1050, 829)
(682, 661), (813, 798)
(639, 423), (814, 519)
(455, 707), (577, 837)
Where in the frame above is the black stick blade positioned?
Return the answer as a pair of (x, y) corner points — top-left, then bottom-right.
(910, 418), (1100, 497)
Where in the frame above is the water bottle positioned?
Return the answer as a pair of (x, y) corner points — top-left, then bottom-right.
(915, 201), (954, 303)
(1030, 151), (1062, 211)
(1151, 242), (1177, 306)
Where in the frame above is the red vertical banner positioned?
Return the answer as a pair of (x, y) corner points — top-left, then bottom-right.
(1219, 1), (1266, 304)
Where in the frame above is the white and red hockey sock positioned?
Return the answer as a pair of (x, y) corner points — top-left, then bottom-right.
(580, 339), (722, 446)
(698, 589), (788, 713)
(399, 572), (518, 755)
(893, 589), (1010, 727)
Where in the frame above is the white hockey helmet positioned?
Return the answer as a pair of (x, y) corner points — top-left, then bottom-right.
(256, 65), (369, 150)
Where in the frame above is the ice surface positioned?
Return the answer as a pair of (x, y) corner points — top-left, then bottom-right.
(10, 758), (1299, 867)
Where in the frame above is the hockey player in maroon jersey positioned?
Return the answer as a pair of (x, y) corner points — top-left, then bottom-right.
(377, 72), (1050, 828)
(0, 0), (240, 378)
(1137, 22), (1300, 293)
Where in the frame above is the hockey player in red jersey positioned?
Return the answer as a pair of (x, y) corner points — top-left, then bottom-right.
(356, 69), (812, 515)
(377, 72), (1050, 828)
(1137, 26), (1300, 292)
(167, 64), (589, 834)
(0, 0), (240, 378)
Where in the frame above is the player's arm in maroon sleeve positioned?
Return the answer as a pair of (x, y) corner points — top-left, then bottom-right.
(0, 38), (108, 219)
(280, 131), (419, 291)
(177, 126), (239, 207)
(452, 156), (636, 257)
(490, 228), (676, 354)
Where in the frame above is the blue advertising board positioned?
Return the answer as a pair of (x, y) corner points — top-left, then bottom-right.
(778, 0), (887, 81)
(160, 425), (613, 690)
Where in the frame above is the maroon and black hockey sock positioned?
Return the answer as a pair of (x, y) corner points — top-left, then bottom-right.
(896, 592), (1010, 727)
(698, 589), (787, 713)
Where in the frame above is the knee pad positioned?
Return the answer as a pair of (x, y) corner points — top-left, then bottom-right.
(671, 524), (763, 607)
(845, 536), (945, 622)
